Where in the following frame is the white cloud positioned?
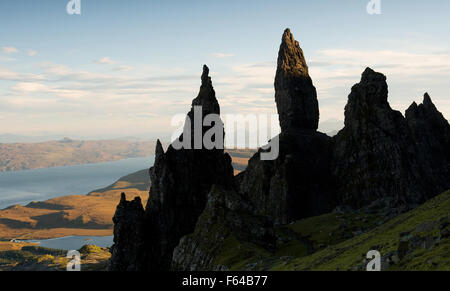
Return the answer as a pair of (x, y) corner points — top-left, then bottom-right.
(113, 65), (133, 72)
(307, 48), (450, 120)
(0, 67), (45, 82)
(311, 49), (450, 76)
(1, 47), (449, 137)
(210, 53), (235, 58)
(28, 50), (37, 57)
(95, 57), (115, 65)
(9, 82), (88, 100)
(2, 47), (18, 54)
(40, 62), (72, 76)
(11, 82), (49, 93)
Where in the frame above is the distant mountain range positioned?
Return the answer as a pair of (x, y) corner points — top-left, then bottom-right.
(0, 138), (158, 172)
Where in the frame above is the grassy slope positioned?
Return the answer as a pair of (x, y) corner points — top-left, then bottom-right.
(275, 189), (450, 271)
(0, 244), (111, 271)
(212, 190), (450, 271)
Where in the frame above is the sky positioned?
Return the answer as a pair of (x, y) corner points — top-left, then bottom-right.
(0, 0), (449, 141)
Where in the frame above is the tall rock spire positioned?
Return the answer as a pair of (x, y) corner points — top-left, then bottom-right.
(275, 28), (319, 133)
(109, 65), (234, 271)
(191, 65), (220, 115)
(239, 29), (335, 225)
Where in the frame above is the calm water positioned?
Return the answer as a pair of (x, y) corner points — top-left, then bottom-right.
(0, 156), (154, 209)
(20, 235), (114, 250)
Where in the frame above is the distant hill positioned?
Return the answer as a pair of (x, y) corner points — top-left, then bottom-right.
(0, 138), (158, 172)
(0, 169), (150, 240)
(0, 134), (66, 143)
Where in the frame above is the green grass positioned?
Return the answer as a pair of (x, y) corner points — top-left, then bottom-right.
(270, 190), (450, 271)
(208, 190), (450, 271)
(79, 244), (103, 254)
(0, 244), (111, 271)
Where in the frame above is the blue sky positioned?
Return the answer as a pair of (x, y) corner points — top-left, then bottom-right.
(0, 0), (449, 139)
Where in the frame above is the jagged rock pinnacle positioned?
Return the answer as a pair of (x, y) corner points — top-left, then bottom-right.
(201, 64), (210, 85)
(345, 68), (389, 123)
(120, 192), (126, 203)
(192, 64), (220, 115)
(275, 28), (319, 133)
(360, 67), (388, 94)
(406, 93), (450, 131)
(110, 64), (234, 271)
(155, 139), (164, 156)
(405, 92), (450, 199)
(153, 139), (165, 166)
(423, 92), (434, 107)
(278, 28), (309, 77)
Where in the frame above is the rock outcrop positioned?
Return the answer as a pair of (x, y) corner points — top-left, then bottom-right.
(172, 185), (275, 271)
(239, 133), (335, 225)
(238, 29), (335, 225)
(109, 65), (235, 271)
(108, 193), (145, 271)
(332, 69), (449, 209)
(405, 93), (450, 196)
(110, 28), (450, 272)
(275, 29), (319, 133)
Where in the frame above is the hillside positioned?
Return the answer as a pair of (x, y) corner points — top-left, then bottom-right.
(2, 190), (448, 271)
(0, 138), (157, 172)
(0, 244), (111, 271)
(0, 174), (149, 240)
(205, 190), (450, 271)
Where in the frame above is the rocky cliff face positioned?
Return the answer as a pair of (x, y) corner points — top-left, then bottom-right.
(110, 28), (449, 271)
(332, 68), (424, 208)
(239, 29), (335, 225)
(405, 93), (450, 197)
(109, 194), (145, 271)
(238, 132), (335, 225)
(172, 185), (275, 271)
(109, 65), (235, 271)
(332, 69), (450, 210)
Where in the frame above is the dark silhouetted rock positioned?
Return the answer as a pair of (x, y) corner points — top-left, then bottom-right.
(405, 93), (450, 195)
(172, 185), (274, 271)
(239, 132), (335, 225)
(108, 193), (145, 271)
(109, 66), (235, 271)
(110, 29), (450, 272)
(332, 68), (440, 209)
(275, 28), (319, 133)
(239, 29), (335, 224)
